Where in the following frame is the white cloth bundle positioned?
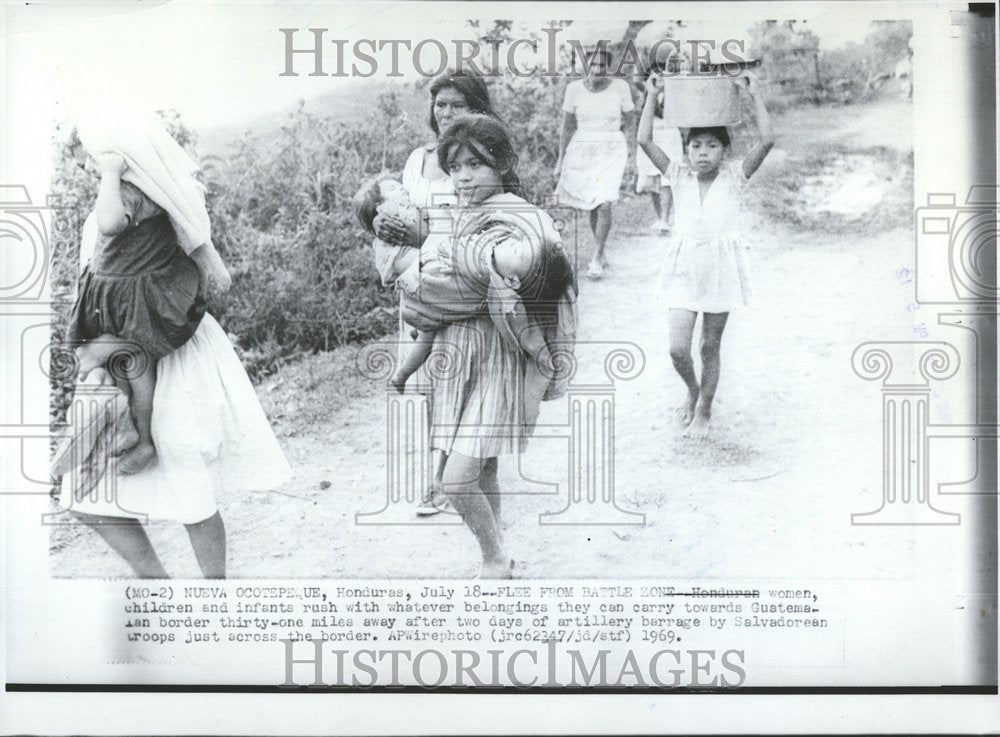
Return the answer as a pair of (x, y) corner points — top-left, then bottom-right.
(77, 111), (211, 255)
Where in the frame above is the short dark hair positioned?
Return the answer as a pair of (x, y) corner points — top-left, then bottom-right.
(352, 173), (398, 234)
(524, 237), (574, 303)
(428, 71), (495, 137)
(684, 127), (731, 150)
(437, 114), (521, 196)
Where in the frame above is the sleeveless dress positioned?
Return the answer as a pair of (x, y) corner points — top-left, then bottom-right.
(68, 182), (205, 360)
(556, 78), (635, 210)
(658, 160), (753, 313)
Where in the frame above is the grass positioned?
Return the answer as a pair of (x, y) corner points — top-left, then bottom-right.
(255, 341), (382, 437)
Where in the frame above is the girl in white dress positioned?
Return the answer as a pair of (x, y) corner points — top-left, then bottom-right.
(638, 73), (774, 439)
(555, 48), (637, 279)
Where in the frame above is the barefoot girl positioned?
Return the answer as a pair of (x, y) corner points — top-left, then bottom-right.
(378, 114), (577, 577)
(638, 74), (774, 438)
(67, 130), (230, 474)
(372, 70), (498, 517)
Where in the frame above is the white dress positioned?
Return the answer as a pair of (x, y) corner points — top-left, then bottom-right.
(402, 145), (456, 211)
(636, 117), (683, 192)
(556, 78), (635, 210)
(658, 160), (753, 313)
(60, 313), (292, 524)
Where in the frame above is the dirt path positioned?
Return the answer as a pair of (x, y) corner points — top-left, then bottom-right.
(55, 99), (968, 581)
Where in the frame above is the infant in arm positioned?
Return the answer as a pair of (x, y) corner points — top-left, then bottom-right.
(354, 175), (561, 393)
(353, 175), (422, 287)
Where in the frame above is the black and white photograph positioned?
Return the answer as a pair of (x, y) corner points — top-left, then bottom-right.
(1, 0), (996, 732)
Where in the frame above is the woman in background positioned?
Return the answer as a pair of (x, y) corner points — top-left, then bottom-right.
(554, 47), (637, 280)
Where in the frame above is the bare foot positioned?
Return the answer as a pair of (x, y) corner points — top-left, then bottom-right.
(113, 422), (140, 456)
(674, 388), (700, 425)
(75, 334), (122, 378)
(390, 370), (408, 394)
(118, 442), (156, 474)
(478, 558), (515, 579)
(682, 410), (712, 440)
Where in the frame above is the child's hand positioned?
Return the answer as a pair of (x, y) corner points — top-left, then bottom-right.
(739, 72), (761, 95)
(206, 261), (232, 296)
(95, 152), (127, 177)
(644, 72), (661, 95)
(193, 243), (232, 297)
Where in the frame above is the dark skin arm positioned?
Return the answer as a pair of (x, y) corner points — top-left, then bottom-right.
(637, 75), (672, 175)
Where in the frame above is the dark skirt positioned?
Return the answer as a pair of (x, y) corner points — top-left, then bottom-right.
(68, 212), (206, 360)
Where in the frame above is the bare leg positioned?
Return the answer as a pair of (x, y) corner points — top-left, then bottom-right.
(480, 456), (501, 521)
(685, 311), (730, 439)
(184, 511), (227, 578)
(119, 353), (157, 474)
(75, 333), (123, 378)
(593, 202), (613, 266)
(392, 330), (436, 393)
(660, 187), (673, 229)
(74, 512), (168, 578)
(668, 308), (700, 425)
(480, 456), (503, 549)
(648, 190), (662, 220)
(442, 451), (509, 578)
(658, 187), (674, 230)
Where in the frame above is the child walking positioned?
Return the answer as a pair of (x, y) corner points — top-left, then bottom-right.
(67, 131), (230, 474)
(638, 73), (774, 438)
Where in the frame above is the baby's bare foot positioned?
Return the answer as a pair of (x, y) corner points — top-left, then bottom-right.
(75, 345), (101, 378)
(682, 409), (712, 440)
(390, 370), (408, 394)
(118, 442), (156, 474)
(674, 388), (700, 425)
(113, 422), (140, 456)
